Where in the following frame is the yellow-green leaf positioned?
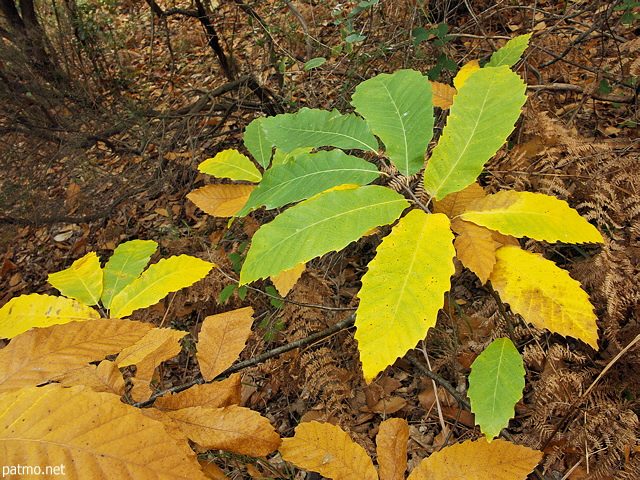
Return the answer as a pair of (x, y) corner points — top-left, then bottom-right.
(109, 255), (214, 318)
(453, 59), (480, 90)
(48, 252), (103, 306)
(460, 191), (604, 244)
(407, 438), (542, 480)
(489, 246), (598, 348)
(279, 421), (378, 480)
(355, 211), (455, 382)
(198, 149), (262, 182)
(0, 293), (100, 339)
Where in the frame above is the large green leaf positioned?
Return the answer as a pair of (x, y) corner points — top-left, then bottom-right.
(243, 117), (272, 169)
(109, 255), (214, 318)
(423, 66), (526, 200)
(355, 211), (455, 382)
(198, 149), (262, 182)
(48, 252), (103, 306)
(236, 150), (380, 217)
(0, 294), (100, 339)
(486, 34), (532, 68)
(101, 240), (158, 309)
(260, 108), (379, 153)
(468, 337), (525, 441)
(459, 191), (604, 244)
(351, 69), (434, 176)
(239, 186), (409, 284)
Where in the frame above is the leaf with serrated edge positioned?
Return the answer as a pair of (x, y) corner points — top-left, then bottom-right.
(243, 117), (272, 168)
(236, 149), (380, 217)
(352, 69), (434, 176)
(109, 255), (214, 318)
(0, 318), (153, 393)
(377, 418), (410, 480)
(487, 34), (532, 68)
(154, 374), (242, 411)
(53, 360), (125, 396)
(424, 66), (526, 200)
(187, 184), (255, 217)
(490, 246), (598, 348)
(460, 191), (604, 244)
(453, 59), (480, 90)
(433, 182), (486, 218)
(240, 185), (409, 284)
(356, 211), (455, 382)
(261, 108), (378, 153)
(271, 262), (306, 296)
(0, 293), (100, 339)
(198, 149), (262, 182)
(468, 338), (525, 441)
(48, 252), (103, 306)
(0, 384), (207, 480)
(407, 438), (542, 480)
(102, 240), (158, 309)
(279, 421), (378, 480)
(166, 404), (281, 457)
(452, 219), (500, 284)
(116, 328), (187, 376)
(196, 307), (254, 381)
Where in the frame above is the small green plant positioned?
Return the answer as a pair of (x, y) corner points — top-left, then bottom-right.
(411, 23), (457, 80)
(191, 34), (603, 454)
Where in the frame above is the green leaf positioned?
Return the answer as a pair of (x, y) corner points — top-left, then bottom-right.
(198, 149), (262, 182)
(355, 211), (455, 382)
(240, 185), (409, 284)
(459, 191), (604, 244)
(261, 108), (379, 153)
(243, 118), (272, 169)
(468, 337), (525, 441)
(109, 255), (214, 318)
(423, 66), (526, 200)
(486, 34), (532, 68)
(48, 252), (103, 306)
(272, 147), (313, 166)
(101, 240), (158, 309)
(304, 57), (327, 70)
(0, 294), (100, 339)
(219, 284), (237, 304)
(236, 150), (380, 217)
(351, 70), (434, 176)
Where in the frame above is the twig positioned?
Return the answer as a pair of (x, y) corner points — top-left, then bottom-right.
(405, 352), (470, 410)
(132, 313), (356, 408)
(527, 83), (636, 104)
(284, 0), (313, 60)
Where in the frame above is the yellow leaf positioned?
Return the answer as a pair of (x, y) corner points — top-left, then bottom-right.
(356, 211), (455, 382)
(279, 421), (378, 480)
(109, 255), (214, 318)
(377, 418), (410, 480)
(187, 184), (255, 217)
(432, 182), (486, 218)
(48, 252), (103, 306)
(0, 293), (100, 339)
(271, 262), (306, 296)
(0, 384), (207, 480)
(116, 328), (187, 371)
(53, 360), (125, 395)
(489, 246), (599, 348)
(452, 219), (500, 284)
(196, 307), (254, 381)
(115, 328), (187, 400)
(407, 438), (543, 480)
(430, 81), (457, 109)
(453, 59), (481, 90)
(460, 191), (604, 244)
(154, 374), (242, 410)
(0, 318), (153, 393)
(198, 149), (262, 182)
(166, 404), (281, 457)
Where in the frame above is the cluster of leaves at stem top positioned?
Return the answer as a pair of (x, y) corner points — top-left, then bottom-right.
(191, 34), (604, 442)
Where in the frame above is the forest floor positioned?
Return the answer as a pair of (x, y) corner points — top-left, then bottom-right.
(1, 0), (639, 479)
